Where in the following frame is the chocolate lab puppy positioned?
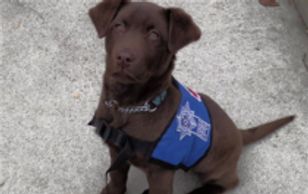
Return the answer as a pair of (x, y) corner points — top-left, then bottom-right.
(88, 0), (294, 194)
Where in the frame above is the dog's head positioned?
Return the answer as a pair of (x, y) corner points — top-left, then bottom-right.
(89, 0), (201, 99)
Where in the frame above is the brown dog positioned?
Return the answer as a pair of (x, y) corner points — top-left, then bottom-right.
(88, 1), (295, 194)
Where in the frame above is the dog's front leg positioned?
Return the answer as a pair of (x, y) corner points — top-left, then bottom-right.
(101, 146), (130, 194)
(145, 164), (175, 194)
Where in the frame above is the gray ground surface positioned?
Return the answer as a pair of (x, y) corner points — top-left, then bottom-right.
(1, 0), (308, 194)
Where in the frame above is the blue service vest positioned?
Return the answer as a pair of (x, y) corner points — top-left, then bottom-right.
(151, 81), (212, 169)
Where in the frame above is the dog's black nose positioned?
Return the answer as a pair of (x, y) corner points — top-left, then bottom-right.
(116, 50), (135, 69)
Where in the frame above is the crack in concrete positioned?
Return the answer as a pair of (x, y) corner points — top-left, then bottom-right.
(303, 53), (308, 71)
(293, 0), (308, 32)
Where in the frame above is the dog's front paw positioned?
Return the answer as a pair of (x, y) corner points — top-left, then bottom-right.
(101, 184), (126, 194)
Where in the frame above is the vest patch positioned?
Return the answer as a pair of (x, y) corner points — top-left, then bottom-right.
(151, 80), (212, 169)
(176, 101), (211, 142)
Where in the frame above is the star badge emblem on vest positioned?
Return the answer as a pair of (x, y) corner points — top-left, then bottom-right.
(176, 102), (211, 142)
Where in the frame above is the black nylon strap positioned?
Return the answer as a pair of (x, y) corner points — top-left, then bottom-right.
(88, 117), (155, 172)
(106, 140), (133, 173)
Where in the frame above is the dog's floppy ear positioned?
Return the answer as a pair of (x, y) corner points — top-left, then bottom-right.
(89, 0), (129, 38)
(167, 8), (201, 53)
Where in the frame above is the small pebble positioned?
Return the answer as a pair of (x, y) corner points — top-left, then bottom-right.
(72, 91), (81, 99)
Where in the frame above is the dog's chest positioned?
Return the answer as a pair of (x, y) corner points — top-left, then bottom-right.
(119, 87), (181, 142)
(107, 81), (213, 170)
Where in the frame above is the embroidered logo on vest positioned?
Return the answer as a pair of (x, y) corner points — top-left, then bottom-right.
(151, 80), (212, 169)
(176, 101), (211, 142)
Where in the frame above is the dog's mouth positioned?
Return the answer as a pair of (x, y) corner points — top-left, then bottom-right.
(112, 71), (145, 84)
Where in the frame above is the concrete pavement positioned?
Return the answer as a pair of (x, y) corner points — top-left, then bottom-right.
(1, 0), (308, 194)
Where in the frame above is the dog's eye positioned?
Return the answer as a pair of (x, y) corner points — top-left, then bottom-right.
(113, 22), (125, 32)
(148, 31), (160, 41)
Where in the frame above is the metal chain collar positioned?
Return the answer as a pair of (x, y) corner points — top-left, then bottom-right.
(104, 100), (157, 114)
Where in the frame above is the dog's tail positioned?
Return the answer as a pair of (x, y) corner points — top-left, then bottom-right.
(241, 115), (295, 145)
